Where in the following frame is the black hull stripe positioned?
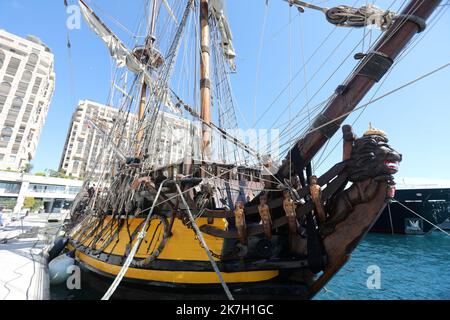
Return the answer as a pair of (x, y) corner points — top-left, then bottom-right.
(70, 241), (309, 272)
(77, 260), (309, 299)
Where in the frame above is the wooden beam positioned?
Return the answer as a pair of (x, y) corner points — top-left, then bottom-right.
(200, 0), (212, 160)
(135, 82), (147, 157)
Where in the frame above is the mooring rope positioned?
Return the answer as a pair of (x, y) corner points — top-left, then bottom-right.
(387, 202), (395, 235)
(174, 183), (235, 300)
(101, 180), (167, 300)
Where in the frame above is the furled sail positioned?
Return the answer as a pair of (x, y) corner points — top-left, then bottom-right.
(286, 0), (396, 30)
(210, 0), (236, 71)
(78, 0), (151, 80)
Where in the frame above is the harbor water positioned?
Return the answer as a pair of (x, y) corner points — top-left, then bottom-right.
(316, 231), (450, 300)
(51, 232), (450, 300)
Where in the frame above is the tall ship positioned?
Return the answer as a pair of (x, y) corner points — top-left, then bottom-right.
(55, 0), (444, 299)
(371, 179), (450, 235)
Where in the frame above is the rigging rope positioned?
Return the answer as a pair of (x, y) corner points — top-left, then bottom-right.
(269, 0), (426, 152)
(101, 180), (167, 300)
(252, 26), (338, 128)
(173, 183), (234, 300)
(254, 0), (361, 130)
(252, 0), (270, 127)
(139, 0), (195, 157)
(277, 60), (450, 152)
(272, 0), (449, 150)
(291, 0), (437, 171)
(387, 202), (395, 235)
(256, 28), (369, 156)
(314, 0), (437, 171)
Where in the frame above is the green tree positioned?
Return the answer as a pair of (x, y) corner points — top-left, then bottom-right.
(0, 199), (17, 210)
(23, 197), (35, 209)
(58, 169), (70, 179)
(46, 169), (70, 179)
(23, 163), (33, 173)
(35, 172), (46, 177)
(32, 200), (43, 212)
(23, 197), (43, 212)
(46, 169), (57, 177)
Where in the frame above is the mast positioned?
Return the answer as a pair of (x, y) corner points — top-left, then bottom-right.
(278, 0), (442, 178)
(200, 0), (212, 160)
(149, 0), (159, 37)
(135, 81), (147, 157)
(136, 0), (159, 157)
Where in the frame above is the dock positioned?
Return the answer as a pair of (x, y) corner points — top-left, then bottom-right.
(0, 213), (62, 300)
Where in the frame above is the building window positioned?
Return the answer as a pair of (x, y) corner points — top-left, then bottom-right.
(0, 81), (11, 95)
(7, 107), (20, 122)
(76, 143), (83, 154)
(28, 184), (66, 194)
(21, 104), (33, 124)
(0, 181), (21, 194)
(0, 49), (5, 69)
(31, 77), (42, 94)
(1, 127), (13, 142)
(68, 186), (81, 194)
(21, 70), (33, 83)
(28, 53), (38, 64)
(12, 96), (23, 108)
(6, 57), (21, 76)
(40, 59), (49, 68)
(0, 95), (7, 111)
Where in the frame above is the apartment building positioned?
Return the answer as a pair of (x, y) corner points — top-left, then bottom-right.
(0, 29), (55, 171)
(60, 98), (198, 177)
(59, 100), (137, 178)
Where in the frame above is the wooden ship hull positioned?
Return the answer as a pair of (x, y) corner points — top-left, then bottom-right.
(66, 146), (398, 300)
(58, 0), (442, 300)
(67, 183), (391, 300)
(68, 216), (306, 299)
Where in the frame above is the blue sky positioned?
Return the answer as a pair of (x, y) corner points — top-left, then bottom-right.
(0, 0), (449, 180)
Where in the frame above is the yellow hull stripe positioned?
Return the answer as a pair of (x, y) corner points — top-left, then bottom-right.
(69, 217), (228, 261)
(71, 246), (279, 284)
